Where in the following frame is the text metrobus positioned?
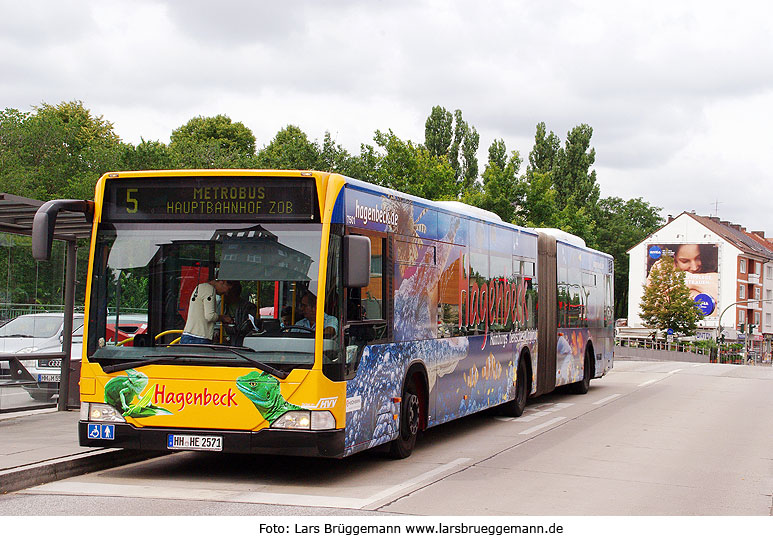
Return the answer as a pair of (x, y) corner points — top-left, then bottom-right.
(33, 170), (614, 458)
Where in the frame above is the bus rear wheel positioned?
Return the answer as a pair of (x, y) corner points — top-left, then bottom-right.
(389, 377), (421, 459)
(570, 349), (593, 395)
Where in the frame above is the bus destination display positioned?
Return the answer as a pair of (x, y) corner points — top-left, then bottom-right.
(105, 177), (317, 221)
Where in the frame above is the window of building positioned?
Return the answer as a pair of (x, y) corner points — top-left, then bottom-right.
(738, 310), (745, 324)
(767, 289), (772, 301)
(756, 262), (761, 275)
(766, 313), (772, 328)
(740, 259), (746, 274)
(767, 265), (773, 280)
(754, 311), (761, 325)
(755, 286), (761, 300)
(739, 284), (745, 300)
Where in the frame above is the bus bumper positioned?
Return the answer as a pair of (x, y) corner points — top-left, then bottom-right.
(78, 421), (346, 458)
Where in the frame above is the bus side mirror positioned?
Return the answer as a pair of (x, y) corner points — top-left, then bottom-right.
(32, 199), (94, 261)
(343, 235), (371, 288)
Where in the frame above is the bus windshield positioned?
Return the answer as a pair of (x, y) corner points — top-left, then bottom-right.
(87, 222), (330, 371)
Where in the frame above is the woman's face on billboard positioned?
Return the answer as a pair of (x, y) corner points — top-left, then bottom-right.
(675, 244), (702, 273)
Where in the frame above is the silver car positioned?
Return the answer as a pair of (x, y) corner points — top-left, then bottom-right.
(0, 313), (84, 400)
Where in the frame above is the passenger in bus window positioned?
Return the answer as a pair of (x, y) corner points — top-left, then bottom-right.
(295, 292), (338, 338)
(223, 281), (258, 346)
(180, 279), (233, 344)
(280, 306), (293, 329)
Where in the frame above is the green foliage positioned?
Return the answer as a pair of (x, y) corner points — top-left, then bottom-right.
(464, 139), (523, 223)
(0, 101), (125, 200)
(255, 125), (319, 170)
(170, 114), (256, 155)
(639, 255), (703, 336)
(1, 99), (668, 319)
(596, 197), (664, 317)
(369, 129), (457, 201)
(424, 106), (479, 197)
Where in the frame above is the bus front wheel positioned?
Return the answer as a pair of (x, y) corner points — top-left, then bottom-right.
(389, 377), (421, 459)
(501, 356), (529, 417)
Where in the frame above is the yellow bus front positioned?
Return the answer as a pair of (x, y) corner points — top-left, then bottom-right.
(78, 170), (350, 457)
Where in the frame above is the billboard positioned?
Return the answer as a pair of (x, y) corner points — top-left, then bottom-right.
(646, 244), (719, 316)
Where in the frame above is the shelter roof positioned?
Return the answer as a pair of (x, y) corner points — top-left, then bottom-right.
(0, 193), (92, 240)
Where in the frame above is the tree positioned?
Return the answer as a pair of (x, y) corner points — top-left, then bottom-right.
(639, 255), (703, 335)
(0, 101), (126, 200)
(424, 106), (453, 158)
(169, 115), (257, 168)
(526, 122), (560, 175)
(369, 129), (456, 201)
(553, 124), (599, 211)
(170, 115), (255, 155)
(596, 197), (664, 318)
(424, 106), (479, 197)
(464, 139), (524, 223)
(255, 125), (319, 170)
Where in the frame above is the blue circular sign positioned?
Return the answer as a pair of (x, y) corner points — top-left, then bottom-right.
(693, 294), (716, 316)
(648, 245), (663, 260)
(666, 328), (674, 335)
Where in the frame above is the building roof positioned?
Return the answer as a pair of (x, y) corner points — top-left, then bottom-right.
(684, 212), (773, 261)
(0, 193), (92, 240)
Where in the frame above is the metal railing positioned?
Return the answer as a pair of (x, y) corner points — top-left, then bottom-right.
(615, 337), (712, 356)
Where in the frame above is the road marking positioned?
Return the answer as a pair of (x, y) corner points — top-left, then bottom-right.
(26, 458), (472, 510)
(692, 363), (708, 368)
(593, 394), (621, 405)
(637, 379), (659, 387)
(519, 417), (565, 435)
(667, 368), (683, 374)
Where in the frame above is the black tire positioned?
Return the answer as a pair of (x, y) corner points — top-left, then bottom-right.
(389, 376), (421, 459)
(569, 349), (593, 395)
(501, 356), (529, 417)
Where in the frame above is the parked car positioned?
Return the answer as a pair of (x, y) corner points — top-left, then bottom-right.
(0, 313), (85, 401)
(1, 313), (148, 401)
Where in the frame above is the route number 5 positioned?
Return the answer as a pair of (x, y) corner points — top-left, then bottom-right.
(126, 189), (138, 213)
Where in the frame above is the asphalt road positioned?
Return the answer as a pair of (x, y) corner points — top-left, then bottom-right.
(1, 360), (771, 516)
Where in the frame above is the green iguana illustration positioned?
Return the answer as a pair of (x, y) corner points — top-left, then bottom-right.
(236, 371), (301, 424)
(104, 369), (171, 418)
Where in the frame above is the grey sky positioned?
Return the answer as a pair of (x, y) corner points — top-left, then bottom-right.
(2, 0), (772, 234)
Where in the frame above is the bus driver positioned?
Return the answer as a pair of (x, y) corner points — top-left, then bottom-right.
(294, 292), (338, 339)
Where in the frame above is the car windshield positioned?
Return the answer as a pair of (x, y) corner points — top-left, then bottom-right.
(87, 222), (334, 370)
(0, 315), (63, 338)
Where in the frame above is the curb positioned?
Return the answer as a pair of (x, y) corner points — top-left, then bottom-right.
(0, 449), (165, 495)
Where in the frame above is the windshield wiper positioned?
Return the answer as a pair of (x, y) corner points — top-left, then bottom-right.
(178, 344), (290, 379)
(0, 334), (34, 338)
(99, 345), (289, 379)
(101, 354), (213, 374)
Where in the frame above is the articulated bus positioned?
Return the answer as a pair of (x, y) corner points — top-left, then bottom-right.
(33, 170), (614, 458)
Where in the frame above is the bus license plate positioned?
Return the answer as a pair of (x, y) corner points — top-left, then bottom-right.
(167, 434), (223, 451)
(38, 374), (60, 383)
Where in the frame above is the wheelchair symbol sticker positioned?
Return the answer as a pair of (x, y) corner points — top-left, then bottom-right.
(88, 424), (101, 438)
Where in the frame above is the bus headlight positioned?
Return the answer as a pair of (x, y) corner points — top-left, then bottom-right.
(271, 410), (336, 430)
(83, 402), (126, 423)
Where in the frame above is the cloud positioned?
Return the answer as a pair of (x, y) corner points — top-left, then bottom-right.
(1, 0), (772, 233)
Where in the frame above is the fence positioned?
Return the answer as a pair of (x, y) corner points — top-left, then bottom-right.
(0, 304), (86, 323)
(615, 337), (712, 357)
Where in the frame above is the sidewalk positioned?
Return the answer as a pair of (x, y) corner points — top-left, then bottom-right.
(0, 408), (161, 494)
